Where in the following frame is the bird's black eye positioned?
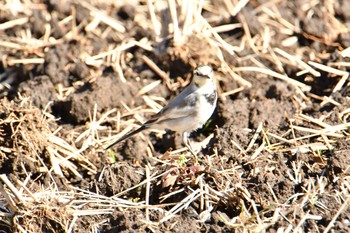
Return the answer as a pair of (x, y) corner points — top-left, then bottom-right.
(195, 72), (208, 78)
(197, 73), (210, 79)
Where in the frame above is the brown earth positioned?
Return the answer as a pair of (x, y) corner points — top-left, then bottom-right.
(0, 0), (350, 232)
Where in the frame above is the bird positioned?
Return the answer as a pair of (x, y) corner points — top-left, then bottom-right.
(106, 65), (217, 159)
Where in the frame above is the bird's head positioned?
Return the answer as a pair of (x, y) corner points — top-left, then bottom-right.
(192, 65), (214, 87)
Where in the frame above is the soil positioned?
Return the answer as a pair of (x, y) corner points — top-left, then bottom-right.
(1, 0), (350, 232)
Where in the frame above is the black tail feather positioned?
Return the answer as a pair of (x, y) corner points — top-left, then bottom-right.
(105, 125), (148, 150)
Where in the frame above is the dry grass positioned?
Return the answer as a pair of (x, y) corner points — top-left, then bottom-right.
(1, 0), (350, 232)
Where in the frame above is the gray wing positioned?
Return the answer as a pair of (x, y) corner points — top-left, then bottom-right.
(145, 84), (198, 125)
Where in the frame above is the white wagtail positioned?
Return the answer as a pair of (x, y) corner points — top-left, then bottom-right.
(106, 65), (217, 158)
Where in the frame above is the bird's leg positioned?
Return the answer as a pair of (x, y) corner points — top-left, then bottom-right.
(182, 131), (198, 163)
